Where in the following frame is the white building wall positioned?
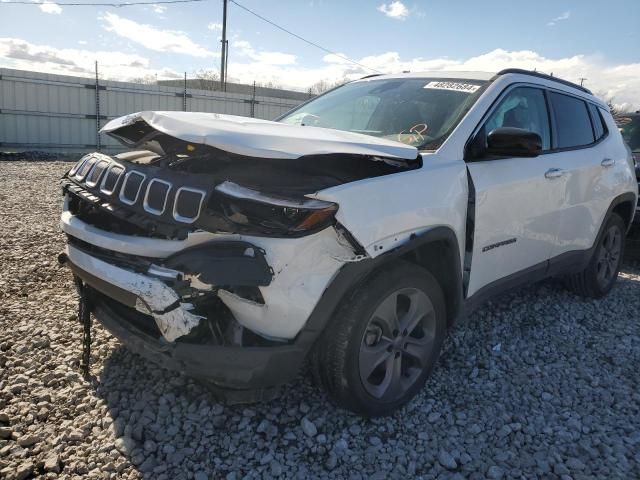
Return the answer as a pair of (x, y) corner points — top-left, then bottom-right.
(0, 68), (304, 154)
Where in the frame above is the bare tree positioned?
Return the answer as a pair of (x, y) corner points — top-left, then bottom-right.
(596, 91), (628, 119)
(129, 74), (157, 85)
(309, 77), (348, 95)
(254, 80), (283, 89)
(193, 69), (220, 91)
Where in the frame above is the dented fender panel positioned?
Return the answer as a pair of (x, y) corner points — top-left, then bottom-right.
(313, 152), (468, 264)
(217, 227), (359, 339)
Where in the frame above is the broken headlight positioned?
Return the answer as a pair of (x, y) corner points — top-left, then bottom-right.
(210, 181), (338, 236)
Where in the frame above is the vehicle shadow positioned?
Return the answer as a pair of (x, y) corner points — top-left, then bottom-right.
(93, 344), (338, 479)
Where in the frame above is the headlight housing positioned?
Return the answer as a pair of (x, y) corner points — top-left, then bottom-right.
(209, 181), (338, 236)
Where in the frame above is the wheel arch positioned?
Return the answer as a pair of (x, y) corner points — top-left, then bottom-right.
(610, 194), (636, 232)
(397, 234), (463, 329)
(299, 226), (464, 349)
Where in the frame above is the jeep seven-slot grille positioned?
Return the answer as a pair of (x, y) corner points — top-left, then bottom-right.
(65, 153), (208, 226)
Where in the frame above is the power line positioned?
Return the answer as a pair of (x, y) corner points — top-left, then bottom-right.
(4, 0), (382, 74)
(228, 0), (382, 74)
(2, 0), (205, 6)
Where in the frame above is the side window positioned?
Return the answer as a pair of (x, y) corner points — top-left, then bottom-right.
(483, 87), (551, 150)
(588, 103), (607, 141)
(549, 92), (595, 148)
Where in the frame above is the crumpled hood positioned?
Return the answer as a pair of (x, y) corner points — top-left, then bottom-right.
(101, 111), (419, 160)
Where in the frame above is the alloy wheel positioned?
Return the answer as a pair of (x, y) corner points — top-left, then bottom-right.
(596, 225), (622, 287)
(358, 288), (436, 400)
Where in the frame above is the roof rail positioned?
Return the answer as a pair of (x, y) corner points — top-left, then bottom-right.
(497, 68), (592, 94)
(359, 74), (383, 80)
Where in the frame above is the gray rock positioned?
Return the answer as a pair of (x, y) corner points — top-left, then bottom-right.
(301, 417), (317, 437)
(115, 436), (136, 454)
(428, 412), (441, 423)
(566, 457), (586, 470)
(438, 451), (457, 470)
(554, 463), (570, 476)
(334, 438), (348, 453)
(43, 453), (61, 473)
(15, 462), (33, 480)
(487, 465), (504, 479)
(270, 461), (283, 476)
(17, 434), (40, 447)
(139, 456), (156, 472)
(67, 429), (84, 441)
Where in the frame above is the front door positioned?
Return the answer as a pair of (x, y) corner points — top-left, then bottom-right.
(466, 86), (565, 296)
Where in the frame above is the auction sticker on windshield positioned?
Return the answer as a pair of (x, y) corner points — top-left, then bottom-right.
(424, 81), (480, 93)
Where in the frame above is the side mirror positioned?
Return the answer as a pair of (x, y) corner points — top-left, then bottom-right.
(485, 127), (542, 157)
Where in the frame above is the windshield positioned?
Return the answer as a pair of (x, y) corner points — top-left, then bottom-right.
(279, 77), (487, 149)
(620, 116), (640, 152)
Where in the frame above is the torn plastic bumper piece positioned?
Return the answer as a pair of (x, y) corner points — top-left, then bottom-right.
(164, 241), (273, 286)
(60, 244), (203, 342)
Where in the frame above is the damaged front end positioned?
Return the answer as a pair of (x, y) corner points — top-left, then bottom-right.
(59, 111), (419, 393)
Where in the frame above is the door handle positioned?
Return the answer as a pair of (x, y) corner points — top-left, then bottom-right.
(601, 158), (615, 167)
(544, 168), (566, 179)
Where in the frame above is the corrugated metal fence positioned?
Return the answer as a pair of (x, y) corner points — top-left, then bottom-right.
(0, 68), (305, 153)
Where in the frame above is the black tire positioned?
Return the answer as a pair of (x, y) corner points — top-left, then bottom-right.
(566, 213), (625, 298)
(312, 261), (446, 417)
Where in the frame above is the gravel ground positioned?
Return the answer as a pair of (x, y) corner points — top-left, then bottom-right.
(1, 161), (639, 480)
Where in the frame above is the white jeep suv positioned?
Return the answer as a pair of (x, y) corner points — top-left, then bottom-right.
(60, 69), (637, 416)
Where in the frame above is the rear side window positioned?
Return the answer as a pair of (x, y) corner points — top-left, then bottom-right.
(549, 92), (595, 148)
(588, 103), (607, 141)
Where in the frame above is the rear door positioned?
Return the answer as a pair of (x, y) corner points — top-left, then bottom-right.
(465, 85), (565, 297)
(546, 93), (622, 258)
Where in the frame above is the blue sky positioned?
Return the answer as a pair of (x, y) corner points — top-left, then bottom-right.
(1, 0), (639, 107)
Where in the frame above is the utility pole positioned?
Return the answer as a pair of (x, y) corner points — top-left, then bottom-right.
(220, 0), (228, 91)
(579, 77), (587, 87)
(225, 39), (229, 85)
(95, 61), (101, 152)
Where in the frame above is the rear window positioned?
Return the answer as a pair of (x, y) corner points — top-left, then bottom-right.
(588, 103), (607, 141)
(549, 92), (595, 148)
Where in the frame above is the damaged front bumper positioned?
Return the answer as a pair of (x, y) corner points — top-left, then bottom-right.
(91, 292), (310, 398)
(59, 241), (310, 395)
(61, 244), (204, 342)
